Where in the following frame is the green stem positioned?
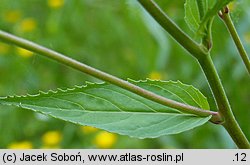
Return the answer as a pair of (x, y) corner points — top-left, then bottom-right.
(138, 0), (206, 58)
(221, 7), (250, 75)
(198, 55), (250, 148)
(0, 30), (221, 122)
(138, 0), (249, 148)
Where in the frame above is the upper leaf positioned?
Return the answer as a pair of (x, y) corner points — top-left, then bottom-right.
(198, 0), (234, 35)
(200, 0), (233, 28)
(184, 0), (210, 34)
(185, 0), (233, 49)
(0, 80), (211, 138)
(184, 0), (215, 49)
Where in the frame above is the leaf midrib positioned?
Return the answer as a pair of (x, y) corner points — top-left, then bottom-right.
(14, 103), (197, 116)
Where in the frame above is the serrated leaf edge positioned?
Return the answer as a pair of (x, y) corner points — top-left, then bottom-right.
(1, 79), (209, 109)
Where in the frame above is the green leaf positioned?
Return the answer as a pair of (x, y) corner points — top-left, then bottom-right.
(0, 80), (211, 138)
(198, 0), (234, 34)
(185, 0), (234, 34)
(185, 0), (233, 49)
(184, 0), (214, 48)
(184, 0), (206, 33)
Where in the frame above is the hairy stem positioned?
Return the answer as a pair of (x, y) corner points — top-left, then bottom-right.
(138, 0), (249, 148)
(198, 55), (250, 148)
(138, 0), (206, 58)
(0, 30), (221, 122)
(220, 7), (250, 75)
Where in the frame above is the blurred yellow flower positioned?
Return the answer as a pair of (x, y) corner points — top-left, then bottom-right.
(228, 2), (236, 11)
(8, 141), (33, 149)
(20, 18), (37, 32)
(48, 0), (64, 9)
(81, 126), (99, 134)
(4, 10), (22, 23)
(244, 32), (250, 44)
(0, 43), (10, 55)
(42, 131), (62, 146)
(149, 71), (163, 80)
(94, 131), (117, 148)
(16, 47), (33, 58)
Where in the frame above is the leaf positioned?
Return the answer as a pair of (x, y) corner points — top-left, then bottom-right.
(0, 79), (211, 138)
(184, 0), (206, 33)
(185, 0), (233, 48)
(198, 0), (234, 34)
(184, 0), (215, 47)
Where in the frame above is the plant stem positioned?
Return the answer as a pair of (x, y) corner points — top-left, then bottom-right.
(0, 30), (221, 123)
(137, 0), (206, 58)
(220, 7), (250, 75)
(138, 0), (250, 148)
(198, 55), (250, 148)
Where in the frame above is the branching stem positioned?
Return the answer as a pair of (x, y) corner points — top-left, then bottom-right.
(0, 0), (249, 148)
(138, 0), (250, 148)
(137, 0), (207, 58)
(198, 55), (250, 148)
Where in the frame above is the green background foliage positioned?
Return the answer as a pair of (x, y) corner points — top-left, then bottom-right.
(0, 0), (249, 148)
